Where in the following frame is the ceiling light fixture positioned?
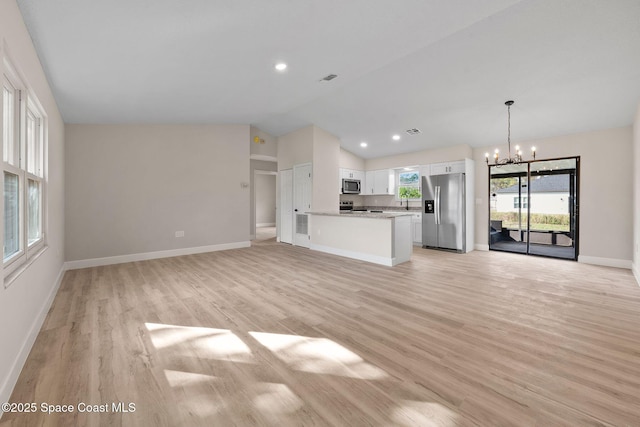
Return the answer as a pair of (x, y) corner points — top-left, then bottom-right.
(360, 142), (368, 148)
(392, 134), (401, 141)
(275, 62), (287, 71)
(486, 100), (536, 166)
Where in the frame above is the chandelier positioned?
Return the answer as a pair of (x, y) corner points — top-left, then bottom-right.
(485, 100), (536, 166)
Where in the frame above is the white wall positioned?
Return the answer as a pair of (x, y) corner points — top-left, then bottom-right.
(255, 174), (276, 226)
(0, 0), (66, 408)
(250, 125), (277, 158)
(277, 125), (313, 171)
(339, 148), (365, 170)
(633, 104), (640, 283)
(65, 124), (250, 263)
(277, 124), (339, 213)
(312, 126), (340, 212)
(474, 127), (633, 267)
(495, 192), (569, 215)
(365, 144), (473, 170)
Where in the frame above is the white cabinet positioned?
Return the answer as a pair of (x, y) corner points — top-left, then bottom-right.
(365, 171), (375, 195)
(363, 169), (394, 195)
(430, 161), (465, 175)
(341, 168), (364, 181)
(411, 212), (422, 244)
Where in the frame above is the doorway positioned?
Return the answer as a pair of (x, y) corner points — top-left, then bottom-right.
(253, 170), (277, 243)
(489, 157), (579, 260)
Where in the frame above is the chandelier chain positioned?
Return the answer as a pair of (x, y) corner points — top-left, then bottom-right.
(507, 102), (511, 158)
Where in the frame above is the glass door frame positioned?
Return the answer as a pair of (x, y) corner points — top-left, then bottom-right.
(487, 156), (580, 261)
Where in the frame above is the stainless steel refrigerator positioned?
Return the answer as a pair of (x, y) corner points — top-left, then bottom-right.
(422, 173), (466, 252)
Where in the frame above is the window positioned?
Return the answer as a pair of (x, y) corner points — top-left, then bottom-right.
(397, 170), (421, 200)
(2, 63), (46, 278)
(513, 196), (529, 209)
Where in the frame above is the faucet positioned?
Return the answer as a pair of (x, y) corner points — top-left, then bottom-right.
(404, 198), (409, 210)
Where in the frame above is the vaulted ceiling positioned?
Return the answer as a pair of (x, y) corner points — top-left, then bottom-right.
(17, 0), (640, 158)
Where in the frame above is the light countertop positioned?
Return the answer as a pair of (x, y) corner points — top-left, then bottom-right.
(306, 211), (414, 219)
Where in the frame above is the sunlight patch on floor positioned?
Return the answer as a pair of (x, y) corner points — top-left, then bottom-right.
(164, 369), (218, 387)
(164, 370), (224, 417)
(164, 369), (303, 420)
(249, 331), (388, 379)
(392, 400), (459, 426)
(145, 323), (254, 363)
(252, 382), (304, 415)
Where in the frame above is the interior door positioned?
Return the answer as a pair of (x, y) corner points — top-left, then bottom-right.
(293, 163), (312, 248)
(279, 169), (293, 244)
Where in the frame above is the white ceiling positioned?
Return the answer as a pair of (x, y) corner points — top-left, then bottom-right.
(16, 0), (640, 159)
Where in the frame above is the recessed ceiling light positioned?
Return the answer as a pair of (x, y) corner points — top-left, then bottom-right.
(275, 63), (287, 71)
(392, 134), (401, 141)
(360, 142), (368, 148)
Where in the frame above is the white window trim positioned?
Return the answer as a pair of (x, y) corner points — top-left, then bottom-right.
(2, 55), (47, 284)
(395, 169), (422, 201)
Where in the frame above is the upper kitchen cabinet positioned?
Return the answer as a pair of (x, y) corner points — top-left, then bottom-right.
(364, 169), (394, 195)
(340, 168), (364, 181)
(430, 160), (465, 175)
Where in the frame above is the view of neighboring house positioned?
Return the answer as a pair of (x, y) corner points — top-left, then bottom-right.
(493, 174), (570, 215)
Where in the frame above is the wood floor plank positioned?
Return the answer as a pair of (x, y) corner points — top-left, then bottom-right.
(2, 243), (640, 426)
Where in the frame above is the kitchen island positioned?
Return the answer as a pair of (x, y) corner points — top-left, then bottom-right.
(307, 211), (413, 266)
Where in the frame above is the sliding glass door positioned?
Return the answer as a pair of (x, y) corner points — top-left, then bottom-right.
(489, 164), (528, 253)
(489, 157), (579, 260)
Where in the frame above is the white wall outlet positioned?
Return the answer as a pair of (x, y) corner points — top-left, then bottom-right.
(175, 231), (185, 238)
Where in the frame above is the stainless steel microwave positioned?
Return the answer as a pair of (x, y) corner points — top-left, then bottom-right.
(342, 178), (361, 194)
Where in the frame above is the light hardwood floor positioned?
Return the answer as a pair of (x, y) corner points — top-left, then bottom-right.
(2, 241), (640, 426)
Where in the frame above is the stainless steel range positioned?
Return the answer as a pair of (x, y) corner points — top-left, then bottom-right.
(339, 201), (353, 211)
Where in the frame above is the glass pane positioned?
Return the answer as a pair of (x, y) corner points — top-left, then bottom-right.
(397, 170), (421, 199)
(4, 171), (20, 261)
(398, 185), (421, 199)
(527, 161), (577, 259)
(3, 86), (14, 164)
(26, 110), (37, 174)
(28, 179), (41, 245)
(489, 164), (528, 254)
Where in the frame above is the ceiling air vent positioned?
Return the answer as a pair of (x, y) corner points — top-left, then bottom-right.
(405, 128), (421, 135)
(319, 74), (338, 82)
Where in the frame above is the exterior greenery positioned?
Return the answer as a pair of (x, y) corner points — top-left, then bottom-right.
(399, 186), (421, 199)
(490, 212), (570, 232)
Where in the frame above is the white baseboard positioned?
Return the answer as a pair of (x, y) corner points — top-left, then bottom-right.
(578, 255), (632, 269)
(310, 243), (393, 266)
(475, 244), (489, 251)
(256, 223), (276, 228)
(0, 265), (67, 413)
(633, 262), (640, 287)
(65, 241), (251, 270)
